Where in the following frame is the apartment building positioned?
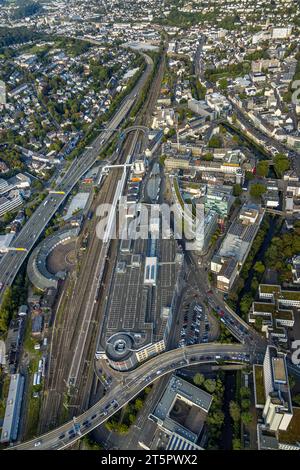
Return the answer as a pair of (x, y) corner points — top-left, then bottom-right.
(211, 203), (265, 291)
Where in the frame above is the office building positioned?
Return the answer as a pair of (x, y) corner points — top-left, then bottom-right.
(262, 346), (293, 432)
(1, 374), (25, 443)
(148, 375), (212, 449)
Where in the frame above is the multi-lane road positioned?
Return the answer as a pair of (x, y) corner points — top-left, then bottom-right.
(0, 53), (153, 304)
(10, 342), (253, 450)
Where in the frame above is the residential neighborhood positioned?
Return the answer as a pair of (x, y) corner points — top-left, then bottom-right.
(0, 0), (300, 459)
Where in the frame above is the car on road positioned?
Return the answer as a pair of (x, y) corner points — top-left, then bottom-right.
(34, 441), (42, 447)
(59, 434), (65, 440)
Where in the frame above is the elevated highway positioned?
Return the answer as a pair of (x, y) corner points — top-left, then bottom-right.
(10, 342), (253, 450)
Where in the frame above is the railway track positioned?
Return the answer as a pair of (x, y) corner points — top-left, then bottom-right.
(37, 130), (141, 433)
(36, 49), (165, 435)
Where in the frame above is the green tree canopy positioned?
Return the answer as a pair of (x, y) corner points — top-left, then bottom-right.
(229, 400), (241, 423)
(204, 379), (216, 393)
(253, 261), (265, 274)
(193, 373), (205, 386)
(250, 183), (267, 199)
(256, 160), (269, 178)
(241, 411), (253, 425)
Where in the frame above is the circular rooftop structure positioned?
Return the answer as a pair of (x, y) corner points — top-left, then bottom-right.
(27, 227), (79, 291)
(105, 333), (135, 363)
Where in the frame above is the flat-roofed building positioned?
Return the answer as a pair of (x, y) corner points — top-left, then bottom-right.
(164, 156), (191, 171)
(249, 299), (294, 343)
(262, 346), (293, 432)
(96, 216), (185, 371)
(0, 191), (24, 217)
(211, 203), (264, 291)
(259, 284), (300, 308)
(250, 284), (299, 343)
(149, 375), (212, 449)
(1, 374), (24, 443)
(144, 256), (158, 286)
(205, 186), (234, 218)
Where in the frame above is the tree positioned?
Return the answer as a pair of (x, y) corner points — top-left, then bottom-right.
(240, 293), (253, 315)
(273, 153), (290, 177)
(293, 394), (300, 406)
(241, 411), (253, 425)
(134, 398), (144, 412)
(241, 399), (250, 410)
(208, 135), (222, 148)
(207, 409), (225, 426)
(204, 379), (216, 393)
(250, 183), (267, 199)
(229, 401), (240, 423)
(25, 207), (33, 218)
(289, 374), (296, 390)
(32, 179), (43, 191)
(256, 160), (269, 178)
(0, 287), (14, 336)
(233, 184), (242, 197)
(202, 152), (213, 161)
(251, 277), (259, 292)
(253, 261), (265, 274)
(232, 438), (242, 450)
(219, 78), (228, 90)
(240, 387), (251, 398)
(232, 135), (241, 146)
(193, 373), (205, 386)
(245, 171), (255, 181)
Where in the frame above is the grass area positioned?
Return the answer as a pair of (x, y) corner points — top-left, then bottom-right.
(254, 365), (265, 406)
(25, 393), (42, 440)
(59, 392), (71, 425)
(23, 333), (43, 439)
(218, 321), (237, 344)
(23, 316), (41, 353)
(0, 372), (11, 420)
(184, 182), (201, 190)
(173, 177), (184, 209)
(159, 155), (166, 166)
(279, 408), (300, 444)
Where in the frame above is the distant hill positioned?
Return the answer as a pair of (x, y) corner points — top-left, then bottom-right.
(0, 26), (41, 49)
(12, 2), (43, 20)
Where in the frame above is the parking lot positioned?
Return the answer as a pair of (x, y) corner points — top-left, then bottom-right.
(177, 300), (211, 348)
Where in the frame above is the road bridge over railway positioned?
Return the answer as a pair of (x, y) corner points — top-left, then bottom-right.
(10, 343), (255, 450)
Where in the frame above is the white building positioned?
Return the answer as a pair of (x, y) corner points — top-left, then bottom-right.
(262, 346), (293, 432)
